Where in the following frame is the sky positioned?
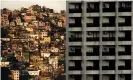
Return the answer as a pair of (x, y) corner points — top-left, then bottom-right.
(1, 0), (66, 13)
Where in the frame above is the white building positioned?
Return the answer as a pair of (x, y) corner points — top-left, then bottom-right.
(28, 70), (40, 76)
(49, 56), (59, 69)
(0, 62), (9, 67)
(41, 52), (50, 58)
(11, 70), (19, 80)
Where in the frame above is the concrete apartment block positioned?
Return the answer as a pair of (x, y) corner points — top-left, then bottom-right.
(66, 1), (133, 80)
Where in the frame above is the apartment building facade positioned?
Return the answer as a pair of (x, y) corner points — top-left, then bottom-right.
(66, 1), (133, 80)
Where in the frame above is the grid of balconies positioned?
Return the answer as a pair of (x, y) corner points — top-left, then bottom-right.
(67, 1), (132, 80)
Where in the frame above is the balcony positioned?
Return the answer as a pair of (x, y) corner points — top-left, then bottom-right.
(87, 2), (100, 13)
(86, 17), (100, 27)
(118, 16), (131, 27)
(102, 46), (115, 56)
(69, 17), (82, 28)
(102, 60), (115, 70)
(118, 31), (131, 41)
(86, 60), (99, 70)
(118, 2), (131, 12)
(69, 46), (82, 56)
(102, 17), (115, 27)
(102, 2), (115, 12)
(69, 3), (82, 13)
(86, 46), (99, 56)
(118, 45), (131, 56)
(69, 31), (82, 42)
(69, 38), (82, 42)
(118, 60), (131, 70)
(86, 31), (99, 41)
(69, 60), (82, 71)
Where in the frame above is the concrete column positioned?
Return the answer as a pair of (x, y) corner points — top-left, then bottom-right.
(115, 1), (119, 80)
(99, 2), (103, 80)
(66, 1), (69, 80)
(81, 1), (87, 80)
(131, 1), (133, 80)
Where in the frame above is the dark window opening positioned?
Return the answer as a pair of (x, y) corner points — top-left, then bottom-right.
(69, 31), (82, 42)
(119, 2), (131, 12)
(118, 45), (131, 55)
(103, 75), (115, 80)
(102, 31), (115, 41)
(69, 75), (82, 80)
(87, 2), (99, 13)
(102, 17), (115, 27)
(118, 31), (131, 41)
(69, 3), (82, 13)
(103, 2), (115, 12)
(102, 46), (115, 56)
(86, 46), (99, 56)
(69, 17), (82, 27)
(118, 60), (131, 70)
(69, 46), (82, 56)
(87, 17), (99, 27)
(87, 75), (99, 80)
(86, 60), (99, 70)
(69, 60), (82, 70)
(119, 74), (131, 80)
(119, 16), (131, 26)
(86, 31), (99, 41)
(102, 60), (115, 70)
